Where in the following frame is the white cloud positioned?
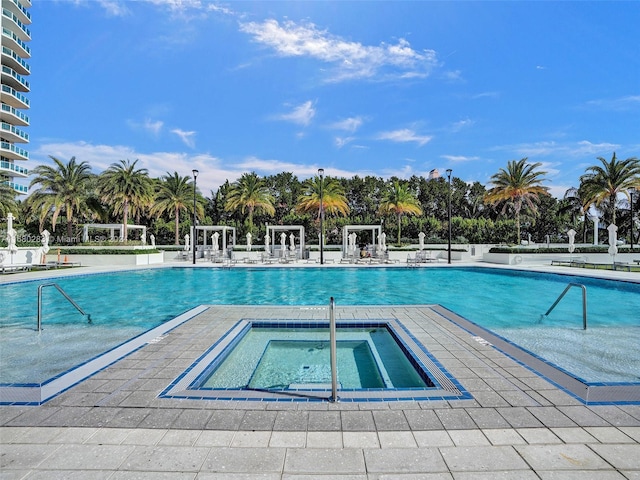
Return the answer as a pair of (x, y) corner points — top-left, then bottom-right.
(335, 137), (354, 149)
(239, 19), (438, 82)
(274, 100), (316, 126)
(441, 155), (480, 162)
(449, 118), (474, 132)
(376, 128), (432, 146)
(127, 118), (164, 136)
(96, 0), (130, 16)
(329, 116), (363, 133)
(171, 129), (196, 148)
(496, 140), (620, 158)
(585, 95), (640, 111)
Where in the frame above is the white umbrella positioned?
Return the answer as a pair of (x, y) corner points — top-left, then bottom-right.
(6, 212), (17, 254)
(567, 229), (576, 253)
(246, 232), (252, 252)
(184, 234), (190, 251)
(280, 232), (287, 257)
(289, 233), (296, 251)
(212, 232), (220, 252)
(607, 224), (618, 259)
(264, 234), (270, 255)
(418, 232), (425, 251)
(381, 232), (387, 251)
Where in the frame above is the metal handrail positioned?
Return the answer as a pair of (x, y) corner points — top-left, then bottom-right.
(329, 296), (338, 402)
(37, 283), (91, 331)
(542, 283), (587, 330)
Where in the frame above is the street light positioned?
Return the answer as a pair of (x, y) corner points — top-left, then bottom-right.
(630, 187), (636, 251)
(192, 169), (199, 265)
(318, 168), (325, 265)
(446, 169), (452, 264)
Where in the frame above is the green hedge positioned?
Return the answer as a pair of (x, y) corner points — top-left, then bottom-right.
(52, 248), (161, 255)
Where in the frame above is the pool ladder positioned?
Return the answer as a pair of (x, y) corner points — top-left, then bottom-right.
(37, 283), (91, 332)
(541, 283), (587, 330)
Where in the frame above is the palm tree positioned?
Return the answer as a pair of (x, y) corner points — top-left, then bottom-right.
(98, 159), (153, 241)
(484, 158), (549, 242)
(152, 172), (203, 245)
(0, 182), (18, 219)
(225, 172), (275, 234)
(28, 156), (93, 237)
(296, 174), (350, 220)
(378, 180), (422, 244)
(579, 152), (640, 225)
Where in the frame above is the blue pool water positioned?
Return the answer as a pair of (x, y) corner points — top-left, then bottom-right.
(1, 267), (639, 383)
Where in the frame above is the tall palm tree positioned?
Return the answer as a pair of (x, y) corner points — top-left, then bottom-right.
(296, 174), (350, 220)
(579, 152), (640, 225)
(0, 182), (18, 219)
(152, 172), (203, 245)
(484, 158), (549, 242)
(98, 159), (153, 241)
(28, 156), (93, 237)
(378, 180), (422, 244)
(225, 172), (275, 234)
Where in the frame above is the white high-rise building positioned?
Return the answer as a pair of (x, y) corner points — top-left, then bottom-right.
(1, 0), (30, 195)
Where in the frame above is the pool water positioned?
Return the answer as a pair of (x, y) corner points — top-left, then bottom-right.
(1, 267), (639, 384)
(199, 327), (431, 390)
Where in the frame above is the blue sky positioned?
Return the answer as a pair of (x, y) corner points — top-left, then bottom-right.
(27, 0), (639, 198)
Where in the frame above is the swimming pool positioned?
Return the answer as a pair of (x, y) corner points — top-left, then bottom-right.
(1, 266), (639, 386)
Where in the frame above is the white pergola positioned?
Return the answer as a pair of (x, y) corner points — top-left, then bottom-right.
(82, 224), (147, 244)
(265, 225), (305, 258)
(342, 225), (382, 256)
(192, 225), (237, 254)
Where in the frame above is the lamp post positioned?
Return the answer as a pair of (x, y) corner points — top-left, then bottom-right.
(192, 169), (199, 265)
(631, 187), (636, 251)
(446, 169), (452, 264)
(318, 168), (325, 265)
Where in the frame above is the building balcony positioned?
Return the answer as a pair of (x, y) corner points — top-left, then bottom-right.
(1, 179), (28, 194)
(0, 158), (28, 177)
(5, 0), (31, 24)
(1, 8), (31, 41)
(1, 46), (30, 75)
(0, 140), (28, 160)
(0, 103), (29, 126)
(1, 27), (30, 58)
(1, 65), (29, 92)
(1, 84), (29, 109)
(1, 121), (28, 143)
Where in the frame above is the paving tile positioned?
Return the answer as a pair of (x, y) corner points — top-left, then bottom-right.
(197, 474), (280, 480)
(515, 444), (612, 470)
(550, 427), (598, 444)
(172, 409), (213, 430)
(110, 473), (197, 479)
(85, 427), (131, 444)
(269, 431), (306, 447)
(413, 430), (454, 448)
(588, 443), (640, 470)
(466, 407), (511, 429)
(589, 406), (640, 427)
(194, 430), (235, 447)
(342, 431), (379, 448)
(273, 411), (309, 431)
(137, 408), (183, 429)
(496, 407), (544, 428)
(306, 431), (343, 448)
(528, 407), (577, 428)
(205, 410), (245, 430)
(364, 447), (447, 473)
(285, 448), (365, 474)
(516, 428), (562, 444)
(202, 446), (286, 473)
(434, 409), (476, 430)
(404, 409), (444, 430)
(377, 431), (417, 448)
(557, 406), (611, 427)
(448, 429), (490, 446)
(122, 428), (167, 446)
(536, 472), (628, 480)
(619, 426), (640, 442)
(23, 471), (114, 479)
(439, 445), (529, 472)
(39, 444), (136, 470)
(482, 428), (526, 446)
(341, 411), (376, 431)
(372, 410), (410, 431)
(0, 444), (61, 470)
(230, 431), (271, 447)
(239, 410), (277, 431)
(453, 472), (538, 480)
(158, 429), (201, 446)
(307, 411), (341, 431)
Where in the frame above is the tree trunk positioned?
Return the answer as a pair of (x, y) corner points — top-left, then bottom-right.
(122, 202), (129, 242)
(174, 207), (180, 245)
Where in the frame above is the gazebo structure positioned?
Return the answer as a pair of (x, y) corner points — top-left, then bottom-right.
(265, 225), (305, 260)
(342, 224), (382, 259)
(192, 225), (236, 260)
(82, 224), (147, 244)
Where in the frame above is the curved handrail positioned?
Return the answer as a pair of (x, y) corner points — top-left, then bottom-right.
(542, 283), (587, 330)
(37, 283), (91, 331)
(329, 296), (338, 402)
